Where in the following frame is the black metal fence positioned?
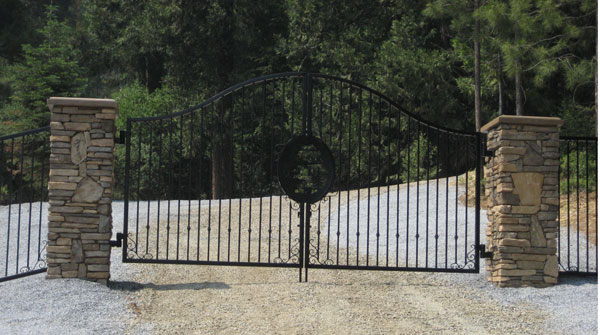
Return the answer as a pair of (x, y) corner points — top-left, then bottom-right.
(558, 136), (597, 275)
(122, 73), (482, 278)
(0, 127), (50, 282)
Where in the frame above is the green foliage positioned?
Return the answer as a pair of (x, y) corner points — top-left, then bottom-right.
(1, 5), (86, 131)
(0, 0), (596, 201)
(560, 145), (597, 194)
(398, 134), (438, 183)
(112, 82), (179, 130)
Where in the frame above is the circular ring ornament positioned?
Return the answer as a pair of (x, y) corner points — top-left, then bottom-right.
(277, 135), (335, 204)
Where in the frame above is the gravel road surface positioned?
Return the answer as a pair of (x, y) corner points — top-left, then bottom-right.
(0, 180), (596, 334)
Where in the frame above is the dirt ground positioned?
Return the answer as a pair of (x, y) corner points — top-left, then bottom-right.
(120, 263), (551, 335)
(117, 182), (553, 335)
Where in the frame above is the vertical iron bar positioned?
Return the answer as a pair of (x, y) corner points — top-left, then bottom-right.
(146, 124), (152, 256)
(136, 123), (142, 255)
(258, 81), (267, 262)
(123, 121), (132, 262)
(346, 84), (351, 265)
(357, 89), (362, 266)
(416, 122), (420, 267)
(396, 114), (401, 267)
(16, 134), (25, 273)
(166, 118), (173, 260)
(156, 122), (163, 258)
(464, 136), (469, 264)
(277, 83), (282, 261)
(435, 130), (440, 268)
(27, 136), (34, 269)
(405, 118), (410, 266)
(188, 112), (194, 260)
(304, 204), (310, 281)
(376, 96), (382, 266)
(198, 107), (204, 261)
(228, 96), (234, 263)
(576, 139), (580, 269)
(37, 138), (45, 262)
(238, 89), (244, 262)
(425, 126), (430, 268)
(558, 141), (561, 267)
(298, 203), (305, 282)
(585, 140), (589, 271)
(217, 104), (223, 262)
(386, 102), (392, 267)
(367, 91), (372, 266)
(268, 82), (275, 263)
(336, 80), (342, 265)
(5, 139), (13, 275)
(454, 136), (459, 265)
(445, 132), (450, 268)
(474, 133), (481, 273)
(567, 140), (570, 268)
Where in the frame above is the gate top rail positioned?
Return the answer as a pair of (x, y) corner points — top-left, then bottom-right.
(127, 72), (479, 137)
(0, 126), (51, 141)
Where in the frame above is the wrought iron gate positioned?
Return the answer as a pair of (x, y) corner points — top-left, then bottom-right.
(121, 73), (482, 280)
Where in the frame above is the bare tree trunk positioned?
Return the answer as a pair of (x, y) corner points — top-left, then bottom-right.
(514, 31), (524, 116)
(211, 104), (233, 199)
(474, 0), (482, 131)
(211, 0), (235, 200)
(515, 67), (524, 116)
(498, 53), (503, 115)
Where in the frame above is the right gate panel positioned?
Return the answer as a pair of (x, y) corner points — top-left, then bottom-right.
(305, 75), (481, 272)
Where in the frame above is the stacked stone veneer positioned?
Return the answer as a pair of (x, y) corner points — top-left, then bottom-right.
(46, 97), (117, 285)
(482, 115), (562, 287)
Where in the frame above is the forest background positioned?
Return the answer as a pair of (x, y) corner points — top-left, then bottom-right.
(0, 0), (596, 136)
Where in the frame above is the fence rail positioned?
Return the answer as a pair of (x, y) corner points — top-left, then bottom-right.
(558, 136), (597, 275)
(0, 126), (50, 282)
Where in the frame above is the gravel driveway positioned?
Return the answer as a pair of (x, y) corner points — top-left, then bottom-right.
(0, 180), (597, 334)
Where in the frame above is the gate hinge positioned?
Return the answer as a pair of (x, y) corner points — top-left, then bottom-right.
(110, 232), (124, 248)
(115, 130), (127, 145)
(483, 149), (495, 158)
(478, 244), (493, 259)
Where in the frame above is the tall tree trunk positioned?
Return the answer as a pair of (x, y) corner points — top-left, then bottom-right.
(474, 0), (482, 131)
(211, 0), (235, 200)
(211, 96), (234, 199)
(514, 31), (524, 116)
(498, 53), (503, 115)
(515, 66), (524, 116)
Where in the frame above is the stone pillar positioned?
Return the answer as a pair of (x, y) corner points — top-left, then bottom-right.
(482, 116), (562, 287)
(46, 97), (118, 285)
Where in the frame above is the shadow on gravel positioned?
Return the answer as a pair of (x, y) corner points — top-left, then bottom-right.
(108, 281), (230, 291)
(557, 274), (598, 286)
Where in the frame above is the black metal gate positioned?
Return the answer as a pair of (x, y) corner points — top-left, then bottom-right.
(121, 73), (482, 280)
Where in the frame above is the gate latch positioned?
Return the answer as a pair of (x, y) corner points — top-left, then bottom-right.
(478, 244), (493, 259)
(110, 232), (124, 248)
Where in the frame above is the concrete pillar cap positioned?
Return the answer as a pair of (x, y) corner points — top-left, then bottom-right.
(47, 97), (118, 110)
(481, 115), (563, 133)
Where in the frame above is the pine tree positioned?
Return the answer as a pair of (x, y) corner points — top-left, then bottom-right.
(6, 5), (86, 129)
(477, 0), (585, 116)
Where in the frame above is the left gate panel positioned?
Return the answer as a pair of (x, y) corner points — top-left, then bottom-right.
(122, 75), (307, 267)
(0, 127), (50, 281)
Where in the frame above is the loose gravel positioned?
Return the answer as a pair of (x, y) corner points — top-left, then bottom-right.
(0, 239), (137, 335)
(0, 179), (596, 334)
